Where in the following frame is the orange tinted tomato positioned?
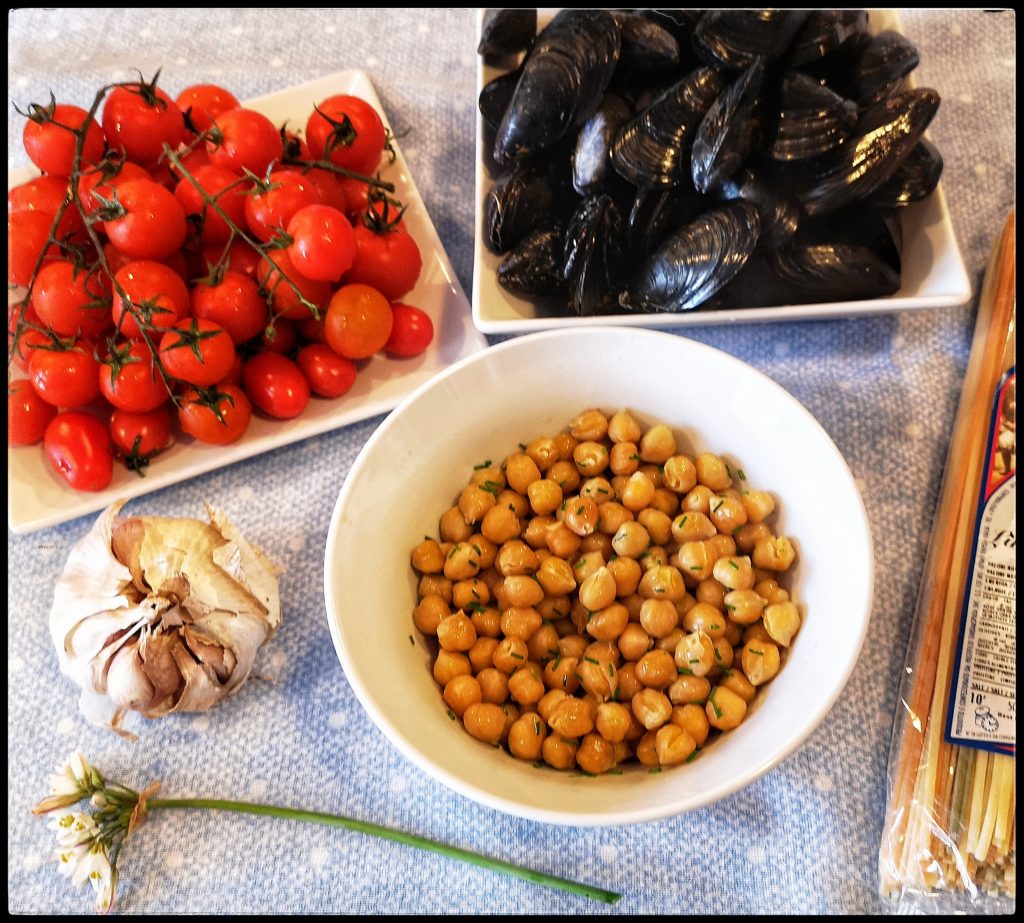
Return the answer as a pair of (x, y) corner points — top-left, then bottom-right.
(324, 284), (393, 360)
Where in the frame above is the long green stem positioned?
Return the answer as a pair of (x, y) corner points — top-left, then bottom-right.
(147, 797), (620, 905)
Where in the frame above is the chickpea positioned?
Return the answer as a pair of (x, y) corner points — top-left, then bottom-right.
(507, 713), (547, 760)
(578, 566), (617, 611)
(545, 521), (582, 558)
(631, 688), (672, 730)
(549, 612), (574, 634)
(543, 655), (580, 693)
(570, 441), (607, 477)
(755, 578), (790, 605)
(527, 479), (563, 516)
(649, 489), (679, 517)
(502, 575), (545, 608)
(557, 634), (588, 660)
(458, 483), (496, 524)
(639, 424), (676, 464)
(462, 702), (507, 744)
(681, 485), (714, 515)
(763, 601), (801, 647)
(668, 674), (711, 706)
(735, 522), (773, 554)
(639, 599), (678, 639)
(538, 689), (568, 723)
(563, 496), (599, 537)
(720, 667), (756, 704)
(584, 602), (629, 642)
(616, 663), (642, 702)
(635, 649), (677, 689)
(595, 501), (632, 536)
(501, 606), (542, 641)
(477, 667), (510, 704)
(753, 536), (797, 572)
(723, 589), (765, 626)
(410, 539), (445, 574)
(548, 696), (595, 738)
(674, 631), (715, 677)
(741, 639), (781, 685)
(533, 557), (574, 598)
(706, 685), (747, 731)
(444, 674), (482, 718)
(607, 555), (642, 597)
(436, 613), (477, 652)
(444, 543), (482, 581)
(696, 578), (726, 610)
(568, 408), (608, 442)
(492, 636), (529, 674)
(584, 640), (620, 666)
(621, 471), (656, 511)
(710, 636), (734, 672)
(495, 541), (538, 577)
(412, 595), (449, 635)
(635, 730), (660, 766)
(580, 532), (613, 559)
(662, 455), (697, 494)
(656, 724), (697, 766)
(547, 459), (581, 493)
(527, 622), (561, 662)
(712, 555), (755, 591)
(525, 436), (559, 473)
(542, 733), (578, 770)
(723, 621), (743, 647)
(674, 592), (697, 619)
(741, 488), (775, 523)
(680, 601), (727, 640)
(622, 592), (644, 621)
(433, 650), (471, 686)
(468, 637), (499, 672)
(577, 656), (618, 701)
(418, 574), (453, 604)
(671, 703), (710, 747)
(706, 534), (737, 560)
(579, 477), (613, 503)
(709, 495), (747, 534)
(607, 409), (642, 444)
(470, 605), (502, 638)
(634, 510), (669, 548)
(522, 515), (554, 549)
(639, 564), (686, 601)
(439, 506), (473, 543)
(452, 578), (490, 611)
(743, 621), (774, 645)
(612, 521), (651, 558)
(502, 452), (539, 494)
(576, 733), (616, 774)
(508, 664), (546, 706)
(609, 441), (640, 476)
(670, 510), (717, 544)
(470, 465), (505, 490)
(695, 453), (732, 491)
(480, 505), (520, 544)
(676, 539), (718, 582)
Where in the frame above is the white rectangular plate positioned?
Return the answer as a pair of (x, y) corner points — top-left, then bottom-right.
(472, 9), (971, 333)
(8, 70), (487, 534)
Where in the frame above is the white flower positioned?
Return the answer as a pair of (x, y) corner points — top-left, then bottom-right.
(54, 843), (89, 880)
(35, 752), (100, 813)
(49, 811), (98, 848)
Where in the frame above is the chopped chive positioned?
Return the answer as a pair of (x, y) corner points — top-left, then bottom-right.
(446, 709), (457, 721)
(606, 663), (614, 678)
(677, 667), (693, 675)
(532, 761), (544, 769)
(596, 487), (609, 495)
(629, 453), (641, 461)
(725, 464), (734, 480)
(648, 767), (662, 775)
(732, 526), (743, 536)
(676, 515), (688, 529)
(714, 648), (722, 661)
(685, 748), (701, 763)
(576, 506), (585, 515)
(408, 635), (415, 645)
(690, 566), (703, 572)
(607, 769), (624, 776)
(712, 500), (724, 513)
(474, 460), (493, 470)
(721, 667), (733, 678)
(511, 653), (524, 660)
(534, 719), (541, 735)
(518, 443), (526, 451)
(725, 604), (735, 612)
(471, 544), (482, 555)
(748, 649), (764, 656)
(727, 561), (739, 570)
(710, 624), (721, 630)
(584, 656), (600, 665)
(709, 690), (723, 719)
(447, 545), (459, 559)
(738, 469), (747, 481)
(467, 602), (485, 613)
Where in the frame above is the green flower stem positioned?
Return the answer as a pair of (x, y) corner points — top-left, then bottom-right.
(147, 797), (620, 905)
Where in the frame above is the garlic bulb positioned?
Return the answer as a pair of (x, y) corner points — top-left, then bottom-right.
(50, 500), (282, 731)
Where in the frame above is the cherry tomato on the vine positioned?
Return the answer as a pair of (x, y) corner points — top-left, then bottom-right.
(245, 170), (322, 243)
(8, 307), (52, 370)
(384, 303), (434, 358)
(8, 175), (85, 239)
(158, 318), (236, 387)
(31, 261), (111, 339)
(305, 95), (386, 176)
(206, 107), (283, 177)
(259, 319), (297, 355)
(23, 103), (105, 176)
(242, 352), (310, 419)
(258, 248), (331, 322)
(199, 239), (263, 280)
(323, 283), (393, 360)
(109, 406), (173, 463)
(43, 411), (113, 491)
(175, 83), (240, 134)
(8, 209), (61, 286)
(296, 344), (358, 398)
(103, 178), (187, 261)
(344, 223), (422, 301)
(191, 270), (267, 345)
(111, 260), (190, 339)
(177, 384), (252, 445)
(76, 159), (151, 216)
(286, 204), (355, 283)
(174, 163), (249, 246)
(29, 341), (102, 408)
(99, 340), (169, 413)
(101, 82), (186, 167)
(8, 379), (58, 446)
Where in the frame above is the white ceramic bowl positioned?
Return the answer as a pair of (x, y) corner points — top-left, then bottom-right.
(324, 328), (873, 825)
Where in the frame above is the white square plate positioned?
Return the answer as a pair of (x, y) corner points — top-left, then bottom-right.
(472, 9), (971, 333)
(8, 70), (487, 534)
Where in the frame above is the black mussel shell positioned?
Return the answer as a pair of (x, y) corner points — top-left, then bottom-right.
(479, 70), (521, 132)
(693, 10), (809, 70)
(798, 87), (940, 218)
(494, 10), (621, 165)
(485, 162), (560, 254)
(572, 94), (632, 196)
(799, 29), (872, 89)
(497, 225), (567, 298)
(795, 206), (902, 273)
(627, 183), (708, 260)
(768, 241), (901, 302)
(621, 201), (761, 312)
(610, 11), (681, 71)
(765, 72), (859, 162)
(478, 9), (538, 58)
(611, 67), (726, 187)
(564, 194), (625, 316)
(715, 166), (800, 250)
(831, 30), (921, 107)
(866, 138), (944, 208)
(691, 61), (764, 194)
(787, 10), (869, 68)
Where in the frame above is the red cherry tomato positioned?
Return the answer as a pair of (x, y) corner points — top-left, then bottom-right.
(242, 352), (311, 419)
(158, 318), (236, 387)
(31, 261), (111, 339)
(112, 260), (190, 339)
(335, 176), (373, 219)
(200, 239), (263, 280)
(174, 164), (250, 245)
(206, 107), (283, 177)
(29, 341), (101, 408)
(175, 83), (240, 133)
(259, 319), (297, 355)
(191, 270), (267, 345)
(344, 223), (422, 301)
(8, 307), (51, 370)
(8, 378), (57, 446)
(8, 209), (60, 286)
(76, 159), (152, 216)
(110, 406), (173, 462)
(305, 95), (386, 175)
(177, 384), (252, 445)
(44, 411), (114, 491)
(99, 340), (169, 413)
(324, 283), (393, 360)
(286, 204), (356, 283)
(23, 104), (105, 176)
(103, 178), (187, 260)
(8, 175), (85, 239)
(302, 168), (350, 214)
(244, 170), (322, 243)
(101, 83), (185, 166)
(296, 344), (358, 398)
(384, 303), (434, 358)
(258, 248), (331, 322)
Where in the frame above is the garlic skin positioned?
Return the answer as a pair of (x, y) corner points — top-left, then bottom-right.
(50, 501), (282, 730)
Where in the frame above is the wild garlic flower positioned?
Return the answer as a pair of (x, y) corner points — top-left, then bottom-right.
(35, 752), (102, 814)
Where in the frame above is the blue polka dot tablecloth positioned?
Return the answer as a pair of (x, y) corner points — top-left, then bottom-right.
(6, 8), (1016, 916)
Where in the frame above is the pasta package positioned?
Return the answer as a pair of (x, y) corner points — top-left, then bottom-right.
(879, 213), (1016, 911)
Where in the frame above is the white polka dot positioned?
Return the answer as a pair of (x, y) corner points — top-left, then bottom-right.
(905, 422), (924, 440)
(891, 333), (905, 349)
(773, 341), (790, 358)
(328, 711), (348, 729)
(140, 26), (152, 38)
(237, 486), (255, 501)
(9, 656), (24, 673)
(417, 22), (429, 35)
(45, 29), (57, 41)
(814, 773), (835, 793)
(175, 56), (188, 67)
(599, 845), (618, 864)
(270, 57), (284, 68)
(855, 478), (867, 494)
(959, 93), (974, 105)
(974, 163), (988, 177)
(211, 67), (225, 77)
(165, 849), (184, 870)
(389, 775), (409, 795)
(191, 716), (211, 733)
(231, 25), (243, 35)
(248, 779), (268, 799)
(16, 76), (28, 88)
(366, 56), (379, 69)
(288, 534), (306, 552)
(325, 24), (337, 35)
(404, 148), (418, 163)
(950, 23), (962, 36)
(748, 845), (767, 864)
(110, 69), (126, 82)
(56, 717), (75, 736)
(22, 854), (41, 873)
(310, 846), (330, 869)
(270, 651), (287, 669)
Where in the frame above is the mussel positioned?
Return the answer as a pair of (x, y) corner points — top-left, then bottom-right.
(866, 138), (944, 208)
(768, 242), (901, 302)
(572, 95), (632, 195)
(478, 70), (521, 132)
(764, 72), (858, 162)
(610, 10), (681, 72)
(693, 10), (810, 70)
(564, 195), (625, 316)
(497, 225), (567, 298)
(485, 162), (561, 254)
(715, 166), (800, 250)
(627, 184), (707, 260)
(831, 30), (921, 106)
(787, 10), (869, 68)
(478, 9), (538, 58)
(691, 61), (764, 193)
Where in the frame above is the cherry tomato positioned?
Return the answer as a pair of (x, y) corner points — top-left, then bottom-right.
(8, 209), (60, 286)
(296, 344), (358, 398)
(206, 107), (283, 177)
(191, 270), (267, 345)
(174, 163), (249, 246)
(8, 307), (51, 370)
(31, 261), (111, 338)
(197, 238), (263, 281)
(29, 341), (101, 408)
(296, 314), (328, 344)
(344, 224), (422, 301)
(258, 248), (331, 322)
(104, 178), (187, 260)
(175, 83), (240, 133)
(101, 82), (185, 166)
(306, 95), (386, 175)
(303, 168), (350, 214)
(384, 303), (434, 358)
(8, 378), (57, 446)
(23, 103), (104, 176)
(335, 175), (373, 219)
(324, 283), (393, 360)
(110, 406), (173, 462)
(8, 175), (84, 239)
(286, 204), (355, 282)
(112, 260), (190, 339)
(245, 170), (322, 243)
(159, 318), (236, 387)
(44, 411), (113, 491)
(259, 319), (297, 354)
(99, 340), (169, 413)
(242, 352), (310, 419)
(76, 159), (151, 216)
(222, 350), (244, 386)
(177, 384), (252, 445)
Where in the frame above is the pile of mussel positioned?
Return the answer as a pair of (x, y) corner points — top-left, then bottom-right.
(478, 9), (943, 316)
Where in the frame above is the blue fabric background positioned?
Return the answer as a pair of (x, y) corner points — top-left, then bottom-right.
(7, 8), (1016, 915)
